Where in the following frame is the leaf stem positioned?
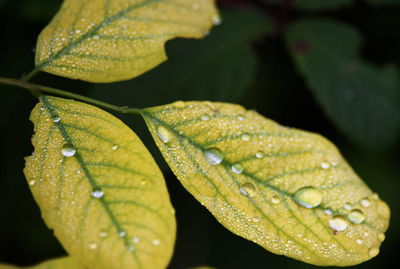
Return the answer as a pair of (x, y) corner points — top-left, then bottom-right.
(22, 69), (41, 81)
(0, 76), (142, 115)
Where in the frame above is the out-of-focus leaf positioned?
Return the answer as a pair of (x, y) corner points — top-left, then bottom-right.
(285, 19), (400, 150)
(366, 0), (400, 6)
(35, 0), (219, 82)
(261, 0), (352, 10)
(142, 101), (390, 266)
(24, 96), (176, 269)
(0, 257), (83, 269)
(89, 9), (273, 103)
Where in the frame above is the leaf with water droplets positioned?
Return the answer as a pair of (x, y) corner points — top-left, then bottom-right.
(142, 101), (390, 266)
(0, 257), (84, 269)
(35, 0), (219, 82)
(24, 96), (176, 269)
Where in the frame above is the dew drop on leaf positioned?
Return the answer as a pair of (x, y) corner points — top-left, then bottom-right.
(61, 144), (76, 157)
(91, 188), (104, 199)
(201, 115), (210, 121)
(53, 116), (61, 123)
(320, 161), (330, 169)
(204, 148), (224, 165)
(293, 186), (322, 208)
(241, 133), (250, 141)
(232, 163), (243, 174)
(157, 126), (171, 143)
(239, 182), (256, 197)
(28, 180), (36, 186)
(344, 203), (352, 210)
(360, 198), (370, 207)
(111, 145), (118, 150)
(255, 151), (263, 158)
(329, 215), (348, 232)
(118, 230), (126, 237)
(132, 237), (140, 243)
(348, 209), (365, 224)
(271, 195), (280, 204)
(152, 239), (160, 246)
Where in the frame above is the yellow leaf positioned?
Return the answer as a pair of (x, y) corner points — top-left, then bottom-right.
(142, 101), (390, 266)
(0, 257), (84, 269)
(35, 0), (219, 82)
(24, 96), (176, 269)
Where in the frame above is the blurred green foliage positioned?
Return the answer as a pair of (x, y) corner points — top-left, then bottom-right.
(0, 0), (399, 268)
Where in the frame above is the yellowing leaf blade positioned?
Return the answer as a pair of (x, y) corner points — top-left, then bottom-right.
(142, 101), (390, 266)
(0, 257), (84, 269)
(35, 0), (219, 82)
(24, 96), (176, 269)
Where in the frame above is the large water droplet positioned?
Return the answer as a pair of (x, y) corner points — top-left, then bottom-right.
(329, 215), (348, 232)
(239, 182), (256, 198)
(294, 186), (322, 208)
(255, 152), (263, 158)
(91, 188), (104, 199)
(360, 198), (370, 207)
(376, 201), (390, 219)
(232, 163), (243, 174)
(53, 116), (61, 123)
(61, 144), (76, 157)
(157, 126), (171, 143)
(271, 195), (280, 204)
(348, 209), (365, 224)
(368, 247), (379, 257)
(204, 148), (224, 165)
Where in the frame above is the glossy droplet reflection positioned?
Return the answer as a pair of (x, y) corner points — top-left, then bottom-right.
(348, 209), (364, 224)
(271, 195), (280, 204)
(329, 215), (348, 231)
(61, 144), (76, 157)
(157, 126), (171, 143)
(53, 116), (61, 123)
(232, 163), (243, 174)
(91, 188), (104, 199)
(241, 133), (250, 141)
(239, 182), (256, 198)
(360, 198), (370, 207)
(204, 148), (224, 165)
(201, 114), (210, 121)
(294, 186), (322, 208)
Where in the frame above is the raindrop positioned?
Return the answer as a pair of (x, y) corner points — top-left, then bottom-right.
(99, 230), (108, 238)
(201, 115), (210, 121)
(324, 209), (333, 216)
(343, 203), (352, 210)
(118, 230), (126, 237)
(368, 247), (379, 257)
(132, 237), (140, 243)
(320, 161), (330, 169)
(204, 148), (224, 165)
(348, 209), (364, 224)
(271, 195), (280, 204)
(356, 238), (363, 245)
(232, 163), (243, 175)
(360, 198), (370, 208)
(378, 233), (385, 242)
(61, 144), (76, 157)
(91, 188), (104, 199)
(239, 182), (256, 198)
(255, 152), (263, 158)
(241, 133), (250, 141)
(53, 116), (61, 123)
(111, 145), (118, 150)
(157, 126), (171, 143)
(88, 243), (97, 250)
(152, 239), (160, 246)
(237, 115), (244, 121)
(329, 215), (348, 232)
(28, 180), (36, 186)
(293, 186), (322, 208)
(93, 35), (100, 40)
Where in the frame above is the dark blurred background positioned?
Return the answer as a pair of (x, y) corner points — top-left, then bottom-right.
(0, 0), (399, 268)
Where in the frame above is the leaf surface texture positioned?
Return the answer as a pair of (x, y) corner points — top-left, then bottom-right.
(0, 257), (84, 269)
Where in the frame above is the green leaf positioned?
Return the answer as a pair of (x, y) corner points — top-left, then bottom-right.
(89, 9), (273, 103)
(35, 0), (219, 82)
(285, 19), (400, 150)
(24, 96), (176, 269)
(142, 101), (390, 266)
(0, 257), (84, 269)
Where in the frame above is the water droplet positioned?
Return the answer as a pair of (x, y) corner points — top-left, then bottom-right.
(232, 163), (243, 174)
(118, 230), (126, 237)
(111, 145), (118, 150)
(204, 148), (224, 165)
(360, 198), (370, 207)
(324, 209), (333, 216)
(201, 114), (210, 121)
(376, 201), (390, 219)
(91, 188), (104, 199)
(252, 218), (260, 223)
(127, 245), (135, 252)
(356, 238), (363, 244)
(255, 152), (263, 158)
(61, 144), (76, 157)
(152, 239), (160, 246)
(88, 243), (97, 249)
(329, 215), (348, 232)
(28, 180), (36, 186)
(132, 237), (140, 243)
(348, 209), (365, 224)
(239, 182), (256, 198)
(320, 162), (330, 169)
(157, 126), (171, 143)
(343, 203), (352, 210)
(53, 116), (61, 123)
(237, 115), (244, 121)
(241, 133), (250, 141)
(293, 186), (322, 208)
(271, 195), (280, 204)
(140, 178), (147, 186)
(99, 230), (108, 238)
(368, 247), (379, 257)
(378, 233), (385, 242)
